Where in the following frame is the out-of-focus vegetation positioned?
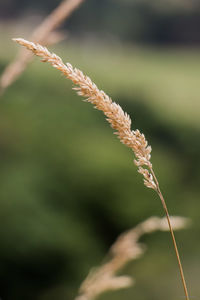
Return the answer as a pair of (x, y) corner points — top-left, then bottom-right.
(0, 37), (199, 300)
(1, 0), (200, 45)
(0, 1), (200, 299)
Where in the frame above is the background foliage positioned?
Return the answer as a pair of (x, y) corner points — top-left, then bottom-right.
(1, 0), (200, 44)
(0, 1), (200, 300)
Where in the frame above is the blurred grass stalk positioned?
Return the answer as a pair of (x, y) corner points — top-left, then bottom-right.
(14, 38), (190, 300)
(75, 216), (190, 300)
(0, 0), (85, 95)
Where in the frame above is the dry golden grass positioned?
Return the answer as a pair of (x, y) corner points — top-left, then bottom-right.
(13, 38), (190, 300)
(0, 0), (85, 94)
(12, 38), (154, 188)
(75, 216), (189, 300)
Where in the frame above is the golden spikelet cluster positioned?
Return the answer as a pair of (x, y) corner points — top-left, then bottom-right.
(13, 38), (190, 300)
(75, 216), (189, 300)
(13, 38), (155, 190)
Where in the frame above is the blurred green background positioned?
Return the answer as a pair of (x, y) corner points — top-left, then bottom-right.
(0, 0), (200, 299)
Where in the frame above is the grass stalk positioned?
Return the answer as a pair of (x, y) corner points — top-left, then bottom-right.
(13, 38), (190, 300)
(0, 0), (85, 94)
(76, 216), (189, 300)
(150, 167), (189, 300)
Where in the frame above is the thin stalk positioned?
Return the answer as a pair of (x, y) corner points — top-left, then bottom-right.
(12, 37), (190, 299)
(150, 167), (189, 300)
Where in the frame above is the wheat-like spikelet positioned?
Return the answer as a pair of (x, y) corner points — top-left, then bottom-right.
(75, 216), (189, 300)
(13, 38), (190, 300)
(0, 0), (85, 94)
(13, 38), (155, 190)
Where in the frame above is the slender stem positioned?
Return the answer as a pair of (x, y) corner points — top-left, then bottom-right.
(150, 167), (189, 300)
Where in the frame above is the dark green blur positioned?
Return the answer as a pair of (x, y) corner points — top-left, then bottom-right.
(0, 1), (200, 298)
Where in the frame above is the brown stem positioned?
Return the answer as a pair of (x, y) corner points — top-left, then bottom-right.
(150, 167), (190, 300)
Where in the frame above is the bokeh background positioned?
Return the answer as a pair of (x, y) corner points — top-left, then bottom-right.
(0, 0), (200, 299)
